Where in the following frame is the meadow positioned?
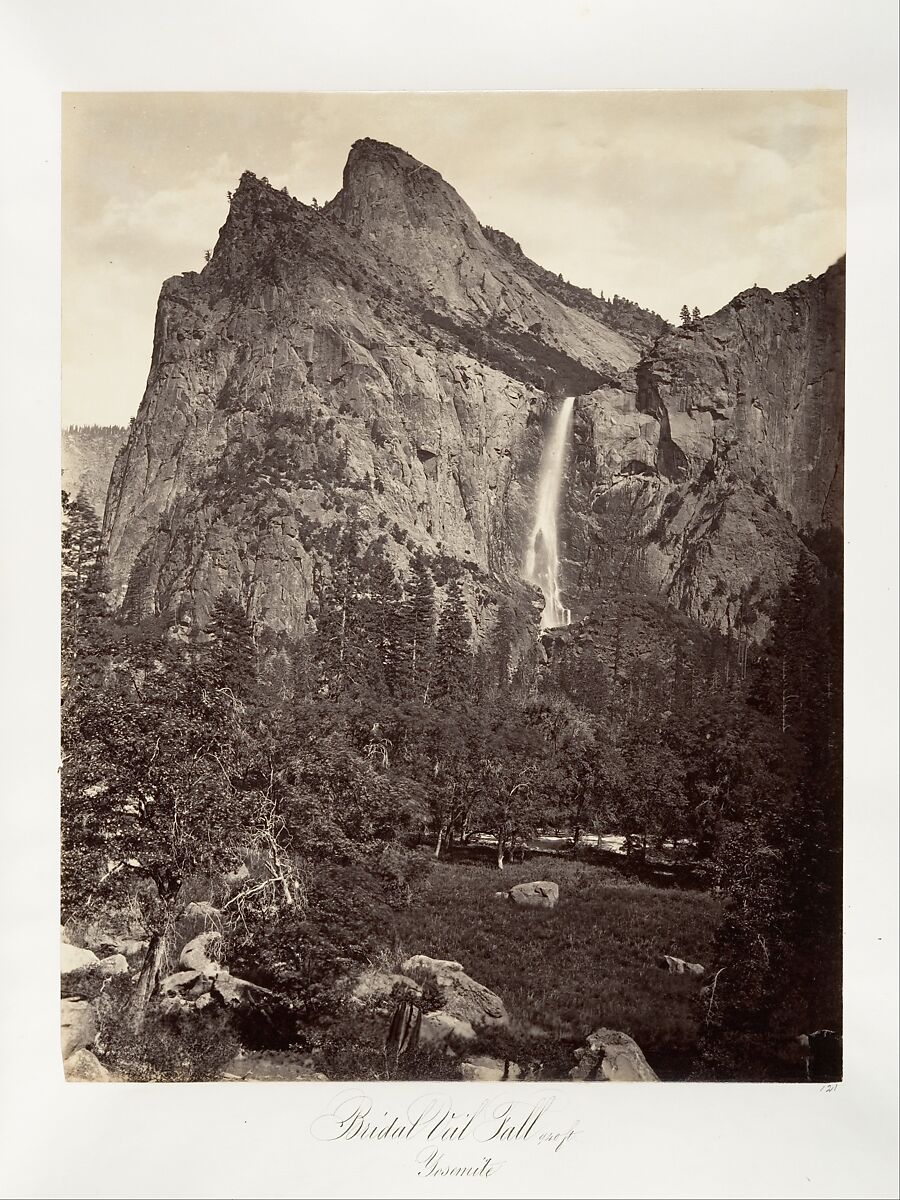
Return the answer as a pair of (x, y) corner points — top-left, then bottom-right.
(389, 852), (722, 1079)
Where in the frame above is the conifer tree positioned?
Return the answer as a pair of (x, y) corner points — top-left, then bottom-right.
(398, 548), (436, 701)
(679, 304), (691, 326)
(433, 573), (472, 703)
(61, 491), (110, 686)
(692, 305), (701, 321)
(206, 590), (257, 698)
(354, 538), (403, 698)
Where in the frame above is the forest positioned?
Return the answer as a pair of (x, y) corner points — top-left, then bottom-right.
(61, 489), (842, 1083)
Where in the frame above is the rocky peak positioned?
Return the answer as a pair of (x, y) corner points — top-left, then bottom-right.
(329, 138), (482, 239)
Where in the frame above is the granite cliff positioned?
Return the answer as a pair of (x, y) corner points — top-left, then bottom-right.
(101, 138), (843, 642)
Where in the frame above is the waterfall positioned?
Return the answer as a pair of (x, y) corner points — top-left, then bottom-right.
(524, 396), (575, 630)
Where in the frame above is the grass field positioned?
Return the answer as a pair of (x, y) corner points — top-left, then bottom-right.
(391, 854), (722, 1079)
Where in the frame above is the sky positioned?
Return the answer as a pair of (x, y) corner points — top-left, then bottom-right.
(62, 91), (846, 427)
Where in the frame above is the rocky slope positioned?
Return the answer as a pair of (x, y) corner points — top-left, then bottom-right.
(101, 138), (843, 641)
(62, 425), (127, 516)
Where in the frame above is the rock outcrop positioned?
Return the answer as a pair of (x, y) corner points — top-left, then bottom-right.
(61, 998), (98, 1061)
(64, 1047), (116, 1082)
(61, 942), (101, 976)
(401, 954), (509, 1032)
(569, 1028), (659, 1082)
(179, 931), (223, 977)
(100, 138), (843, 643)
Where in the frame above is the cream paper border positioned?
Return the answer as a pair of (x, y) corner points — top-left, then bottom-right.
(1, 1), (897, 1196)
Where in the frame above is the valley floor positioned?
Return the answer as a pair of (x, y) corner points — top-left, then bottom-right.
(389, 853), (722, 1080)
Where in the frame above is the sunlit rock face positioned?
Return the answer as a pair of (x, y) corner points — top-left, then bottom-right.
(62, 426), (128, 515)
(101, 138), (843, 642)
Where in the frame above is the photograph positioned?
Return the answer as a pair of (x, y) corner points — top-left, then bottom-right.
(59, 90), (846, 1087)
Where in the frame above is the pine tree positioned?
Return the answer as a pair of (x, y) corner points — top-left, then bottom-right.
(433, 573), (472, 703)
(354, 538), (403, 698)
(397, 548), (436, 701)
(314, 523), (363, 696)
(679, 304), (691, 326)
(692, 306), (701, 321)
(61, 491), (110, 686)
(206, 590), (257, 698)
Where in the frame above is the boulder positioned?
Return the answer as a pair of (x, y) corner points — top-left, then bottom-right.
(179, 931), (223, 977)
(459, 1054), (523, 1082)
(84, 925), (148, 959)
(569, 1028), (659, 1082)
(657, 954), (705, 979)
(351, 968), (423, 1016)
(508, 880), (559, 909)
(401, 955), (509, 1030)
(61, 999), (98, 1059)
(160, 968), (205, 996)
(420, 1011), (477, 1047)
(224, 863), (251, 888)
(60, 942), (100, 976)
(97, 953), (130, 977)
(64, 1048), (114, 1082)
(212, 972), (255, 1008)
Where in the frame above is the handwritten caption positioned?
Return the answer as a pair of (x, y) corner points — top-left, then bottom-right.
(311, 1090), (580, 1178)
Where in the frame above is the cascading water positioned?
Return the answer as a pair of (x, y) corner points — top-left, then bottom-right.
(524, 396), (575, 630)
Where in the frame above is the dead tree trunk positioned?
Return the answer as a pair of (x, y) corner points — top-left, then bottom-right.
(133, 931), (166, 1028)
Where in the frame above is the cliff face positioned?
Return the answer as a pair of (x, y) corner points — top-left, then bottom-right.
(562, 259), (844, 634)
(102, 138), (843, 640)
(62, 425), (128, 516)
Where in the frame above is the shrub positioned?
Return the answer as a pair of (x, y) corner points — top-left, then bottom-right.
(94, 974), (239, 1082)
(228, 863), (396, 1034)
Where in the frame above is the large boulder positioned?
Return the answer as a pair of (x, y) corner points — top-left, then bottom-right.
(83, 921), (149, 960)
(401, 955), (509, 1030)
(212, 972), (258, 1008)
(351, 968), (423, 1016)
(569, 1028), (659, 1082)
(160, 968), (206, 996)
(64, 1048), (115, 1082)
(97, 953), (130, 977)
(61, 999), (98, 1060)
(420, 1011), (477, 1047)
(508, 880), (559, 909)
(61, 942), (100, 976)
(92, 935), (148, 960)
(179, 931), (223, 977)
(657, 954), (705, 979)
(160, 965), (265, 1013)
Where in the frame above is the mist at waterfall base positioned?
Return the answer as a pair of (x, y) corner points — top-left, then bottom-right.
(524, 396), (575, 631)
